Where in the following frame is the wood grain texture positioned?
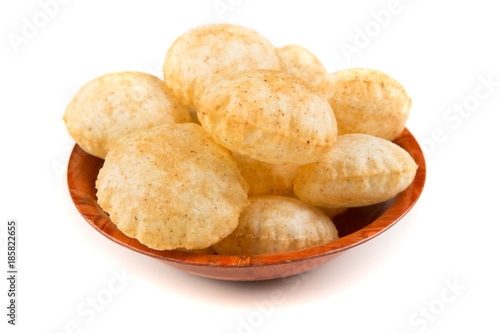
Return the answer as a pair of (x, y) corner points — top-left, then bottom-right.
(67, 128), (426, 281)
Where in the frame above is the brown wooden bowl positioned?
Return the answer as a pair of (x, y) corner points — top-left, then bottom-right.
(67, 128), (426, 281)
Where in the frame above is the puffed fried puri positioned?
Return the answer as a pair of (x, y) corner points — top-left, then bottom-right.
(315, 68), (411, 141)
(197, 70), (338, 165)
(276, 44), (327, 86)
(232, 153), (299, 196)
(63, 71), (190, 159)
(96, 123), (249, 251)
(294, 134), (418, 208)
(212, 196), (339, 255)
(163, 24), (281, 109)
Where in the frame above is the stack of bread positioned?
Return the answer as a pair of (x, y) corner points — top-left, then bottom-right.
(63, 24), (417, 255)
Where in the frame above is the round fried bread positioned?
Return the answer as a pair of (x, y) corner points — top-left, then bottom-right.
(232, 153), (299, 196)
(212, 196), (339, 255)
(315, 68), (411, 141)
(96, 123), (249, 250)
(277, 44), (327, 86)
(163, 24), (280, 109)
(197, 70), (337, 165)
(294, 134), (418, 208)
(63, 71), (190, 159)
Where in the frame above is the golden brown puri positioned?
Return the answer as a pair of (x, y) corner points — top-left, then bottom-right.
(163, 24), (280, 109)
(315, 68), (411, 141)
(277, 44), (327, 86)
(294, 134), (418, 208)
(212, 196), (339, 255)
(196, 69), (338, 165)
(96, 123), (249, 251)
(232, 153), (299, 196)
(63, 71), (190, 159)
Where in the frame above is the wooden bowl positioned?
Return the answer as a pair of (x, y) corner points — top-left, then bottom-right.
(67, 128), (426, 281)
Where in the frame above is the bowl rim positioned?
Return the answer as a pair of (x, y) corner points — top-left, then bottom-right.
(67, 128), (426, 268)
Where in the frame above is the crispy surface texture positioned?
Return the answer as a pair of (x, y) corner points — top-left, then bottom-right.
(232, 153), (299, 196)
(277, 44), (327, 86)
(163, 24), (280, 109)
(294, 134), (418, 208)
(212, 196), (339, 255)
(197, 69), (338, 165)
(63, 71), (190, 159)
(315, 68), (411, 141)
(96, 123), (249, 251)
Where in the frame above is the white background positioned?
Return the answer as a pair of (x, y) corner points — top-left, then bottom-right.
(1, 0), (499, 332)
